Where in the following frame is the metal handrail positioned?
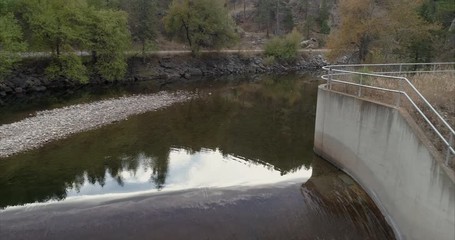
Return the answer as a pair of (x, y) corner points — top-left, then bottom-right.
(321, 63), (455, 165)
(322, 62), (455, 69)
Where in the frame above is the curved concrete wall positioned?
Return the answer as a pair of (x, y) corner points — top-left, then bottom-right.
(314, 85), (455, 240)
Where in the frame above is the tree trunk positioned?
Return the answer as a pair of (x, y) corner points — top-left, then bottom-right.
(182, 20), (192, 48)
(276, 0), (280, 35)
(92, 50), (97, 64)
(304, 1), (309, 38)
(243, 0), (246, 19)
(358, 36), (370, 63)
(449, 18), (455, 32)
(142, 40), (146, 63)
(56, 42), (60, 56)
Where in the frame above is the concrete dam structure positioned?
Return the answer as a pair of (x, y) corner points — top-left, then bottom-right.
(314, 63), (455, 240)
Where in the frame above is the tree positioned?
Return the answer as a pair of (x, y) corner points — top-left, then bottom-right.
(0, 1), (26, 80)
(84, 8), (131, 81)
(164, 0), (238, 55)
(13, 0), (131, 82)
(326, 0), (383, 62)
(419, 0), (454, 28)
(256, 0), (275, 37)
(243, 0), (246, 19)
(419, 0), (455, 61)
(17, 0), (91, 83)
(327, 0), (439, 63)
(230, 0), (236, 10)
(298, 0), (313, 38)
(22, 0), (89, 56)
(316, 0), (330, 34)
(86, 0), (123, 9)
(256, 0), (293, 37)
(127, 0), (157, 56)
(387, 0), (440, 62)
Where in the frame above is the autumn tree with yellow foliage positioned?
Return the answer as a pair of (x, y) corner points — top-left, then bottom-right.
(327, 0), (440, 63)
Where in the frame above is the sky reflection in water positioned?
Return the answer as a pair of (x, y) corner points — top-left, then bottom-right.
(0, 74), (318, 209)
(0, 75), (396, 239)
(66, 148), (312, 199)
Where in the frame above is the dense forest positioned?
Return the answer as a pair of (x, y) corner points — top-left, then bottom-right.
(0, 0), (454, 82)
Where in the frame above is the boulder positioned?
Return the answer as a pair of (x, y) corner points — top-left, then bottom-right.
(14, 87), (23, 93)
(186, 68), (203, 76)
(32, 86), (47, 92)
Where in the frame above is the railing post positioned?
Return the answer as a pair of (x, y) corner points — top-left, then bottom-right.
(328, 67), (332, 90)
(446, 133), (454, 166)
(395, 78), (402, 108)
(358, 74), (363, 97)
(399, 64), (402, 76)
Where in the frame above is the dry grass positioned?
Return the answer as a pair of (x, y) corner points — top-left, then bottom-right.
(330, 72), (455, 168)
(407, 73), (455, 168)
(409, 73), (455, 127)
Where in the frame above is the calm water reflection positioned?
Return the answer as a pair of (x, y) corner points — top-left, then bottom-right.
(0, 74), (395, 239)
(0, 74), (317, 209)
(65, 148), (312, 199)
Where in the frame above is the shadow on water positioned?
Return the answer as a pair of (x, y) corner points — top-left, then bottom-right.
(298, 157), (394, 239)
(0, 73), (395, 239)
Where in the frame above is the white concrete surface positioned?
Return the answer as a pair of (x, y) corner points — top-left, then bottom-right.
(314, 85), (455, 240)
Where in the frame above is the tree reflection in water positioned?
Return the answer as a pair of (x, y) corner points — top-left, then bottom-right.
(0, 74), (319, 208)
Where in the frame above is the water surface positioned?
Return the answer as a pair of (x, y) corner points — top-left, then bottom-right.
(0, 74), (395, 239)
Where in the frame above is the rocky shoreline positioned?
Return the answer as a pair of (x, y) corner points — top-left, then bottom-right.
(131, 52), (328, 81)
(0, 52), (327, 158)
(0, 52), (328, 101)
(0, 91), (193, 158)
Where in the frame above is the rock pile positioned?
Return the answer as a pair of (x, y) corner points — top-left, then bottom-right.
(0, 91), (193, 158)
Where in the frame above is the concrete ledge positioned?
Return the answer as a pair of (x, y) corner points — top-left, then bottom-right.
(314, 85), (455, 240)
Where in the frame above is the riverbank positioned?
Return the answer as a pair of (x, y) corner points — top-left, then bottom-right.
(0, 91), (192, 158)
(0, 51), (327, 101)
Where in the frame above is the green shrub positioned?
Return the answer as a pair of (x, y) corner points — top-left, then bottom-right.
(0, 13), (26, 81)
(264, 29), (302, 62)
(46, 53), (88, 84)
(354, 67), (373, 85)
(263, 55), (276, 66)
(320, 20), (330, 34)
(95, 53), (127, 82)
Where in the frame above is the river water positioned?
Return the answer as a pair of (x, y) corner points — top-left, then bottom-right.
(0, 74), (395, 239)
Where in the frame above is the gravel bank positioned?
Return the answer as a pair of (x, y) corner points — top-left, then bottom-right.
(0, 91), (193, 158)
